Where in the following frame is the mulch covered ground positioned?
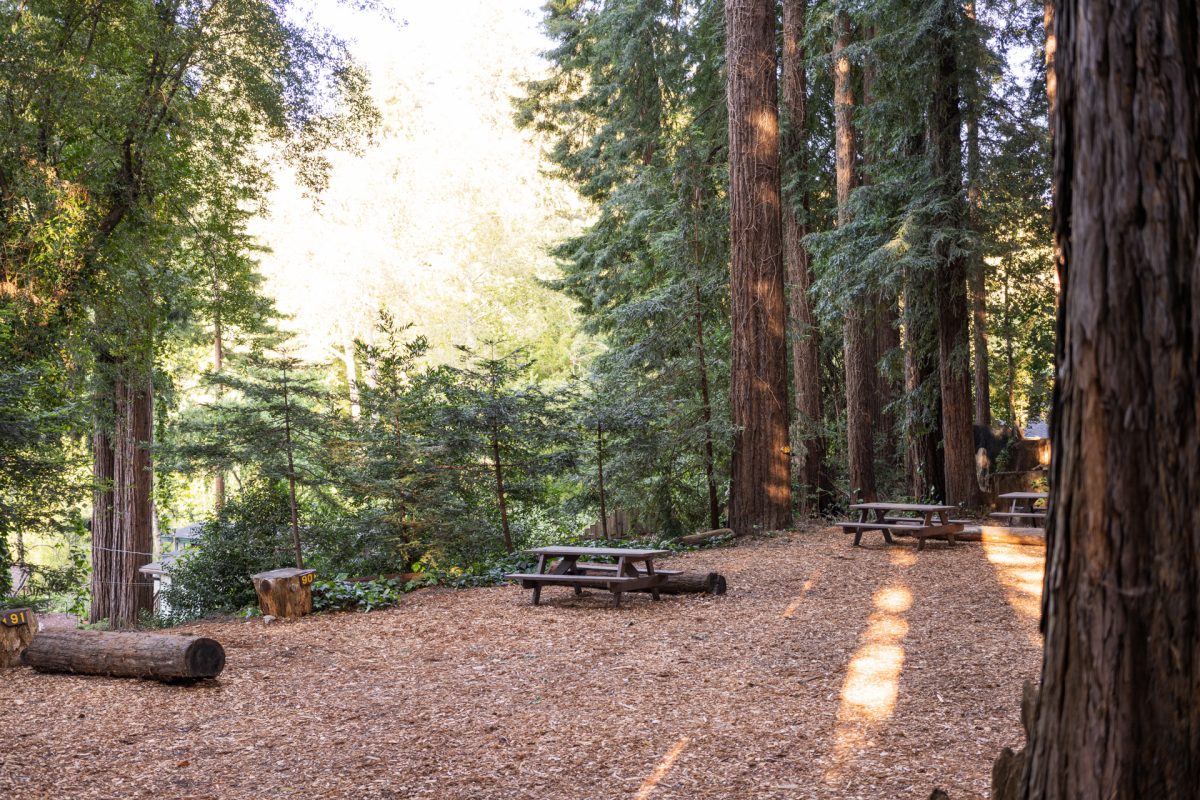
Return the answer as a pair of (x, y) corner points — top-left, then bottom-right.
(0, 526), (1045, 799)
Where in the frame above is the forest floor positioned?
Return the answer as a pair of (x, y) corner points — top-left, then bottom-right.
(0, 525), (1044, 800)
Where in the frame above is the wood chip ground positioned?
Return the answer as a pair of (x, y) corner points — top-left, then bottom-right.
(0, 526), (1044, 799)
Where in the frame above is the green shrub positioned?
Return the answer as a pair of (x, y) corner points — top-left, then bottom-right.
(161, 483), (296, 623)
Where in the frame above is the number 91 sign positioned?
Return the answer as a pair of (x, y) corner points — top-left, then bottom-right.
(1, 608), (31, 628)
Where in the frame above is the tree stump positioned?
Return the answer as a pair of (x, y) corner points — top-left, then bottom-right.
(21, 630), (224, 681)
(251, 568), (317, 618)
(0, 607), (37, 668)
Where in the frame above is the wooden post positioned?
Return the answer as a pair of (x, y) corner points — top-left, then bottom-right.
(251, 568), (316, 618)
(21, 630), (224, 681)
(0, 607), (37, 668)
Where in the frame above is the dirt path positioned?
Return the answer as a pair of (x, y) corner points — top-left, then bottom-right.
(0, 528), (1044, 799)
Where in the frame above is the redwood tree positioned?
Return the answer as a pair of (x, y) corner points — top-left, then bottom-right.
(833, 10), (877, 504)
(724, 0), (791, 534)
(927, 0), (980, 508)
(781, 0), (833, 514)
(1024, 2), (1200, 796)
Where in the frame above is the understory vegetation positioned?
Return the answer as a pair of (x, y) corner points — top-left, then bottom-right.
(2, 0), (1053, 624)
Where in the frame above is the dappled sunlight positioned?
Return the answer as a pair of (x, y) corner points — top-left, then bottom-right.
(889, 548), (917, 567)
(782, 574), (818, 619)
(983, 541), (1045, 634)
(633, 736), (690, 800)
(824, 584), (912, 783)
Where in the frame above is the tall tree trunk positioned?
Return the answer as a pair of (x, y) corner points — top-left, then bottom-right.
(491, 428), (513, 553)
(927, 0), (981, 508)
(280, 371), (303, 569)
(596, 423), (609, 541)
(781, 0), (833, 515)
(724, 0), (792, 534)
(1024, 2), (1200, 796)
(861, 24), (902, 455)
(212, 318), (225, 512)
(903, 264), (946, 502)
(692, 283), (722, 530)
(341, 335), (360, 421)
(90, 370), (154, 628)
(966, 2), (991, 429)
(833, 11), (876, 504)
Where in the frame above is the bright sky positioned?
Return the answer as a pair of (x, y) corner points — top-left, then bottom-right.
(249, 0), (586, 368)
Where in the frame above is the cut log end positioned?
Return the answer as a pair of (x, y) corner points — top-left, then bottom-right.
(184, 637), (226, 678)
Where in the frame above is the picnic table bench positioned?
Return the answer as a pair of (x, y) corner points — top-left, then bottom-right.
(837, 502), (964, 552)
(507, 546), (672, 608)
(992, 491), (1048, 528)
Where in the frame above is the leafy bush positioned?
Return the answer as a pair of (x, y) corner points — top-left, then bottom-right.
(311, 574), (435, 613)
(161, 483), (297, 623)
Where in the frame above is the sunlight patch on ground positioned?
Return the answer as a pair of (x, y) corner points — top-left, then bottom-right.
(633, 736), (690, 800)
(983, 542), (1045, 634)
(824, 584), (912, 783)
(782, 575), (819, 619)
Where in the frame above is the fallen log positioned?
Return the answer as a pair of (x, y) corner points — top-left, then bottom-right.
(636, 571), (727, 596)
(0, 607), (37, 668)
(251, 567), (317, 618)
(21, 630), (225, 682)
(678, 528), (733, 545)
(958, 525), (1046, 547)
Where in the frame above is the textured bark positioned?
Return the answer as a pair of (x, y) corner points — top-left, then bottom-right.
(90, 371), (154, 628)
(212, 319), (225, 512)
(928, 2), (981, 508)
(781, 0), (833, 514)
(904, 263), (947, 502)
(1023, 3), (1200, 797)
(251, 568), (316, 619)
(596, 423), (609, 540)
(23, 630), (225, 681)
(724, 0), (791, 534)
(966, 2), (991, 428)
(834, 11), (876, 503)
(691, 277), (720, 531)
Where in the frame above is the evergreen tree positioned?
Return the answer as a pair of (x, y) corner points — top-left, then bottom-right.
(170, 336), (336, 569)
(439, 344), (574, 554)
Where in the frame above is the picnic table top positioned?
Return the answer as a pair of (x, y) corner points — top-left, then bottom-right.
(526, 546), (671, 558)
(850, 502), (956, 512)
(998, 491), (1048, 500)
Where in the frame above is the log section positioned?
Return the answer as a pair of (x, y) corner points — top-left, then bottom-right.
(21, 630), (225, 681)
(251, 568), (316, 618)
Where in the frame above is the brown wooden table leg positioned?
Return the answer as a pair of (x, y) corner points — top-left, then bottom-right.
(876, 508), (894, 544)
(939, 509), (956, 546)
(646, 559), (660, 601)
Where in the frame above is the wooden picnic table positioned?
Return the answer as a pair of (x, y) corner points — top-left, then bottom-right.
(837, 502), (964, 552)
(506, 546), (674, 608)
(992, 491), (1048, 527)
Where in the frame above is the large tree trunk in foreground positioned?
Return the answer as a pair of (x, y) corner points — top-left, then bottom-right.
(22, 630), (225, 681)
(927, 1), (981, 509)
(781, 0), (833, 515)
(1023, 3), (1200, 797)
(724, 0), (791, 534)
(834, 12), (876, 504)
(90, 370), (155, 628)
